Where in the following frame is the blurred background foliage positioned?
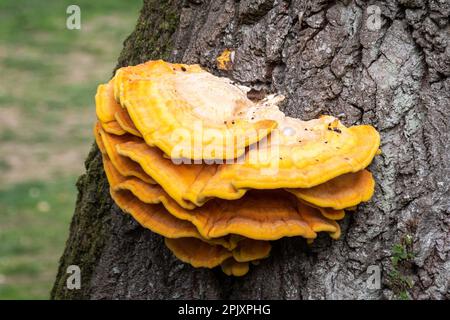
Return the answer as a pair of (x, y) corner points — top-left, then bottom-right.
(0, 0), (142, 299)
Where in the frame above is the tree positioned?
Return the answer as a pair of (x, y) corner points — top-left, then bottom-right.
(51, 0), (449, 299)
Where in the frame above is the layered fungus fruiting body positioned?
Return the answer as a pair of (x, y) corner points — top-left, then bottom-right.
(94, 60), (380, 276)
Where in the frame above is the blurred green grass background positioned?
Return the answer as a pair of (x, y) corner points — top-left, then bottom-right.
(0, 0), (142, 299)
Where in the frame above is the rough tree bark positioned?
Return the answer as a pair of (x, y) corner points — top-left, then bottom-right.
(51, 0), (449, 299)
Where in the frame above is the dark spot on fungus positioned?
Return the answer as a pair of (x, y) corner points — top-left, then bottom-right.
(246, 88), (267, 102)
(181, 66), (187, 72)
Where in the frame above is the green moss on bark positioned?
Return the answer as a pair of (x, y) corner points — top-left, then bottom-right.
(116, 0), (182, 69)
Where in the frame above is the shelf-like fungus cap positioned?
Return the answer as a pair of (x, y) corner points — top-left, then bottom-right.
(109, 62), (380, 190)
(109, 103), (379, 203)
(221, 259), (250, 277)
(115, 140), (206, 209)
(101, 120), (127, 136)
(93, 122), (106, 154)
(101, 154), (197, 240)
(164, 237), (265, 275)
(164, 237), (233, 269)
(297, 202), (341, 239)
(114, 108), (142, 137)
(102, 154), (240, 249)
(96, 78), (132, 137)
(113, 192), (237, 248)
(95, 79), (122, 123)
(107, 164), (318, 240)
(97, 126), (155, 184)
(228, 116), (380, 189)
(232, 238), (271, 262)
(115, 60), (278, 160)
(101, 158), (332, 241)
(316, 207), (346, 221)
(178, 190), (318, 240)
(286, 170), (375, 210)
(116, 139), (252, 207)
(103, 143), (348, 242)
(116, 133), (377, 209)
(110, 188), (200, 239)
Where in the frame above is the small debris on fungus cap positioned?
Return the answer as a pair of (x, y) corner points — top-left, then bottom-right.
(93, 60), (381, 276)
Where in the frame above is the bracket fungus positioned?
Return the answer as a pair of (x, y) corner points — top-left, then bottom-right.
(94, 60), (381, 276)
(114, 60), (278, 160)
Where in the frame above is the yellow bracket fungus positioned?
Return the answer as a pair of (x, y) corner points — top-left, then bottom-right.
(228, 118), (380, 189)
(103, 155), (239, 250)
(95, 79), (122, 123)
(97, 127), (155, 184)
(101, 120), (127, 136)
(115, 60), (278, 160)
(101, 151), (338, 242)
(115, 133), (376, 209)
(221, 259), (250, 277)
(165, 237), (233, 268)
(114, 109), (142, 137)
(93, 122), (106, 154)
(286, 170), (375, 210)
(93, 60), (381, 276)
(164, 237), (269, 276)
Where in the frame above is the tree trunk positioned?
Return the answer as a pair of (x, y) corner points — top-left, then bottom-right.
(51, 0), (449, 300)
